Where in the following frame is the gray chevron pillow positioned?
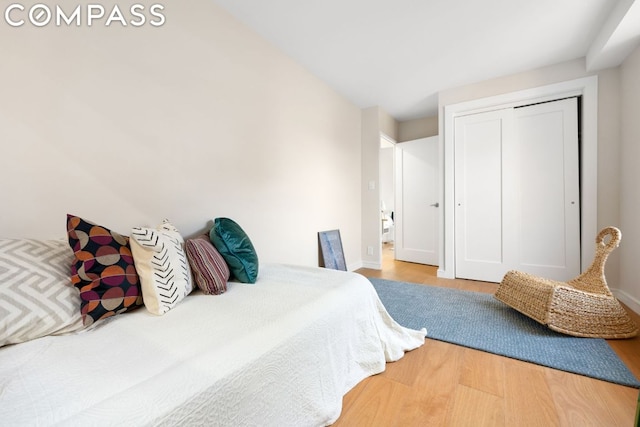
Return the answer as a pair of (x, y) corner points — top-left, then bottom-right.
(0, 239), (85, 347)
(130, 220), (194, 315)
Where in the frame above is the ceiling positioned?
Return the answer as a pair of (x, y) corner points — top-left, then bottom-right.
(211, 0), (640, 121)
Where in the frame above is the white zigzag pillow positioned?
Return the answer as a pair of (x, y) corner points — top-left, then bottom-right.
(130, 220), (194, 315)
(0, 239), (85, 347)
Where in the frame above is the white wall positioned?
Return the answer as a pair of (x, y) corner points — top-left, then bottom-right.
(0, 2), (362, 269)
(619, 44), (640, 312)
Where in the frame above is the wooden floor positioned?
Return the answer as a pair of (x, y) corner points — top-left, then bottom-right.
(333, 243), (640, 427)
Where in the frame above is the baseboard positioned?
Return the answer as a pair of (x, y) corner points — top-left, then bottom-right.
(437, 268), (454, 279)
(361, 261), (382, 270)
(612, 288), (640, 316)
(347, 260), (364, 272)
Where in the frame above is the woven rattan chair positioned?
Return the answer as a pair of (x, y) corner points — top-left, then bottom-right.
(494, 226), (638, 339)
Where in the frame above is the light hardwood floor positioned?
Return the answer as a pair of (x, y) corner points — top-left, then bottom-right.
(333, 243), (640, 427)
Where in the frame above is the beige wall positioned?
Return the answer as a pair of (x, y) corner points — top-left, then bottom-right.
(0, 2), (363, 269)
(595, 67), (622, 284)
(438, 58), (591, 108)
(360, 107), (399, 269)
(619, 44), (640, 311)
(438, 58), (623, 286)
(361, 107), (382, 268)
(398, 116), (438, 142)
(378, 109), (399, 141)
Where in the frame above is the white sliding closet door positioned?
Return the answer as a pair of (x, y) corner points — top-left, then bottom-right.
(454, 109), (512, 282)
(454, 97), (580, 283)
(511, 98), (581, 279)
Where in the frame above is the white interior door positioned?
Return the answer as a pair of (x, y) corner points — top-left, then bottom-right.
(395, 136), (439, 265)
(454, 98), (580, 282)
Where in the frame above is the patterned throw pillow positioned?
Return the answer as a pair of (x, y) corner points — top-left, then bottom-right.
(185, 235), (230, 295)
(130, 220), (194, 315)
(210, 217), (259, 283)
(0, 239), (85, 347)
(67, 214), (143, 326)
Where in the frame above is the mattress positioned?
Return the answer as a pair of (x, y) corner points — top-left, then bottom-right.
(0, 263), (425, 426)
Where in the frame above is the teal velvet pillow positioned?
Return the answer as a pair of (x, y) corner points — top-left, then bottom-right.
(209, 218), (259, 284)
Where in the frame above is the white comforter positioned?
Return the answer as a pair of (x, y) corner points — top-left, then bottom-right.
(0, 264), (425, 426)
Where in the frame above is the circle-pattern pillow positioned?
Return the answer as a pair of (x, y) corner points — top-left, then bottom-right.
(67, 214), (143, 325)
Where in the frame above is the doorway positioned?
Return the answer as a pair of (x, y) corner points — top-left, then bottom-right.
(379, 134), (396, 260)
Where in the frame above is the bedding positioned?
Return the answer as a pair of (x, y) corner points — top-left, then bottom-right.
(0, 263), (425, 426)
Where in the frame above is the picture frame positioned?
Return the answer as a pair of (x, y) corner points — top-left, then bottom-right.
(318, 229), (347, 271)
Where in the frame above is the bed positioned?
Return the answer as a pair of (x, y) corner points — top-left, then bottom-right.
(0, 262), (426, 426)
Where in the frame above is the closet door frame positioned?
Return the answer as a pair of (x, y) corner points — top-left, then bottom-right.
(439, 76), (598, 280)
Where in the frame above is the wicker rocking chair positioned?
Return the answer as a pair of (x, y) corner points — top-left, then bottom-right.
(494, 226), (638, 339)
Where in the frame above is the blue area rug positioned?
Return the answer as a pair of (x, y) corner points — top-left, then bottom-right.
(369, 278), (640, 388)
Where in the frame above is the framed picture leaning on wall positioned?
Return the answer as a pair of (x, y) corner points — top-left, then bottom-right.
(318, 229), (347, 271)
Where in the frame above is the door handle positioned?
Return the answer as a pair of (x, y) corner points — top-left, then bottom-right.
(430, 202), (439, 208)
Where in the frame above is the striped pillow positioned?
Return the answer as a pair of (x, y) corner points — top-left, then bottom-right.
(185, 235), (230, 295)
